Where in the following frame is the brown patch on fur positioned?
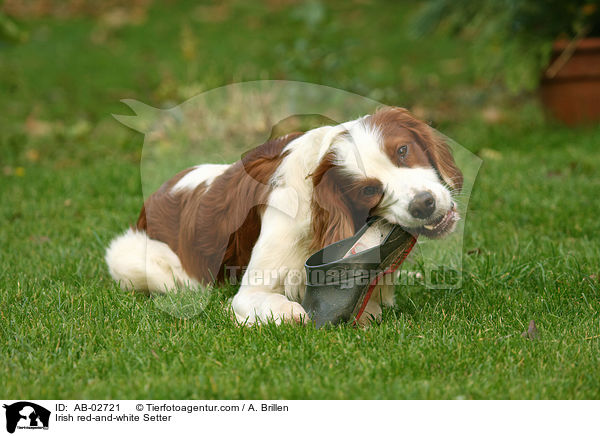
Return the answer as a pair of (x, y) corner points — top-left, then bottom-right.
(135, 166), (197, 252)
(368, 107), (463, 191)
(136, 132), (304, 284)
(310, 151), (384, 251)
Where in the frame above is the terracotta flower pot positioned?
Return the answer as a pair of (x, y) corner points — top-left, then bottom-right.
(540, 37), (600, 125)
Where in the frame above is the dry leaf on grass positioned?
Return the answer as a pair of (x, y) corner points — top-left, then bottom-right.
(521, 320), (539, 340)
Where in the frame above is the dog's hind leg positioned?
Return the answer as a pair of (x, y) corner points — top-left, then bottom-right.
(105, 228), (197, 293)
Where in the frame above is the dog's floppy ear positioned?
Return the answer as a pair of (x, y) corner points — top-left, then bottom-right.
(426, 134), (463, 192)
(310, 151), (355, 250)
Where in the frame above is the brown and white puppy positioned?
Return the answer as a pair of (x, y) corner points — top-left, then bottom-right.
(106, 107), (463, 325)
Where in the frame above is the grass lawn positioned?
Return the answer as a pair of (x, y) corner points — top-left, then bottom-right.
(1, 0), (599, 399)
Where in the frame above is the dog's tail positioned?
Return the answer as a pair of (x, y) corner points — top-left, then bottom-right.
(105, 228), (196, 293)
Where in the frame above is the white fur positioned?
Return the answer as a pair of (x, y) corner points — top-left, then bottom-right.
(231, 126), (342, 324)
(105, 228), (197, 293)
(171, 163), (230, 194)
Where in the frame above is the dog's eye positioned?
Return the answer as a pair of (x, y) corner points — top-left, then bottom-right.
(362, 185), (380, 196)
(397, 145), (408, 159)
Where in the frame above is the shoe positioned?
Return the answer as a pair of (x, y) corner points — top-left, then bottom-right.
(302, 216), (417, 328)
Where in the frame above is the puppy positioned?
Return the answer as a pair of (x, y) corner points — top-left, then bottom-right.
(106, 107), (463, 325)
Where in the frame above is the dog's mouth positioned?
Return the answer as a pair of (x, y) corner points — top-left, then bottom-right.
(409, 203), (460, 239)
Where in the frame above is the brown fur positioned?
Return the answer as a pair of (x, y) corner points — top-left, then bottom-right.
(134, 167), (198, 253)
(136, 132), (304, 284)
(368, 107), (463, 191)
(310, 151), (384, 250)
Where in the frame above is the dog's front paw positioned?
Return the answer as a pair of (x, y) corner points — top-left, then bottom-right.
(270, 301), (308, 325)
(356, 299), (382, 328)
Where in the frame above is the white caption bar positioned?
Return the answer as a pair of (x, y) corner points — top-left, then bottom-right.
(0, 400), (596, 436)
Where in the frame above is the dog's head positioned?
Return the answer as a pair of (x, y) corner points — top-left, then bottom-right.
(310, 106), (463, 249)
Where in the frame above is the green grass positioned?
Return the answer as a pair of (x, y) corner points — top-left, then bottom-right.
(1, 0), (599, 399)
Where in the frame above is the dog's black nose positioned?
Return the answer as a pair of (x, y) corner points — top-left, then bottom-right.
(409, 191), (436, 219)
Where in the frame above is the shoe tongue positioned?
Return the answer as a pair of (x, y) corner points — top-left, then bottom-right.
(343, 219), (395, 258)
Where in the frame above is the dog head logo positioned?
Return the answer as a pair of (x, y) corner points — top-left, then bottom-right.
(3, 402), (50, 434)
